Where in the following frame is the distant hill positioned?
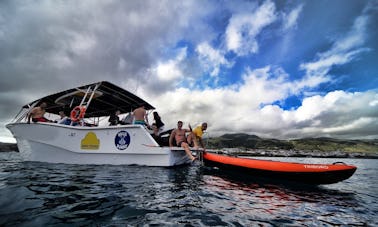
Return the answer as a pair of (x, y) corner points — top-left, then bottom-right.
(0, 142), (18, 152)
(2, 134), (377, 156)
(290, 137), (378, 153)
(206, 133), (378, 154)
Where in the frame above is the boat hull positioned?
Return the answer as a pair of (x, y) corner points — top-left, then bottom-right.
(7, 123), (191, 166)
(203, 152), (357, 185)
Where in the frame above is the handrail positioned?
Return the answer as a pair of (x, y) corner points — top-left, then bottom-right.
(86, 83), (101, 108)
(13, 102), (39, 123)
(70, 82), (102, 126)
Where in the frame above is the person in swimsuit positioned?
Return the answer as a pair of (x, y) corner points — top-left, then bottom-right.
(133, 105), (148, 126)
(169, 121), (196, 161)
(27, 102), (51, 123)
(152, 111), (165, 136)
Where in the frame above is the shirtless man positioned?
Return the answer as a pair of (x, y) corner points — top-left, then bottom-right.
(169, 121), (196, 161)
(27, 102), (51, 123)
(133, 105), (148, 125)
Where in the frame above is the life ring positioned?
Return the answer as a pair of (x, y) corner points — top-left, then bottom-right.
(70, 106), (86, 122)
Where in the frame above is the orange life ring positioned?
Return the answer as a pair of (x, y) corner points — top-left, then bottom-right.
(70, 106), (86, 122)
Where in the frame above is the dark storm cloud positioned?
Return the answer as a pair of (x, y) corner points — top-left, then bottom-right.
(1, 1), (377, 142)
(0, 0), (217, 141)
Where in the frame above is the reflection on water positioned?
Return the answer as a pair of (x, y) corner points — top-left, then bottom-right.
(203, 167), (364, 226)
(0, 153), (377, 226)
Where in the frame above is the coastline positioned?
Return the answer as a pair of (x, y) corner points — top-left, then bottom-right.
(223, 148), (378, 159)
(1, 142), (377, 158)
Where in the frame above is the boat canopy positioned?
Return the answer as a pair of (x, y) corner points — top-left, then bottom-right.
(22, 81), (155, 118)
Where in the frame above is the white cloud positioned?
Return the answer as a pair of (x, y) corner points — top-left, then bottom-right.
(156, 62), (183, 81)
(135, 47), (189, 95)
(70, 33), (97, 55)
(149, 82), (378, 139)
(0, 1), (377, 142)
(369, 99), (378, 107)
(225, 0), (276, 56)
(156, 48), (187, 82)
(293, 91), (347, 123)
(282, 4), (303, 30)
(300, 14), (370, 77)
(323, 117), (376, 134)
(196, 42), (232, 77)
(283, 90), (378, 138)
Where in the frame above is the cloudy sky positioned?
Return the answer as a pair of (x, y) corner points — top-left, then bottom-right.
(1, 0), (378, 142)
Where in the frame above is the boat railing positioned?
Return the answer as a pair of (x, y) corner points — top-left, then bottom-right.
(11, 102), (39, 123)
(70, 83), (101, 126)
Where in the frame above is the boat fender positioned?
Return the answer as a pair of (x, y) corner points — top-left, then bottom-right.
(71, 106), (86, 122)
(332, 161), (347, 165)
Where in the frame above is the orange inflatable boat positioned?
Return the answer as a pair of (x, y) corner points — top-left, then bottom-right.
(202, 152), (357, 185)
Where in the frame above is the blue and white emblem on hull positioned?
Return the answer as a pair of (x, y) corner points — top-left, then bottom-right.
(115, 131), (131, 150)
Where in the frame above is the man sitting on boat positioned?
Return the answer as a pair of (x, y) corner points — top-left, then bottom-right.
(27, 102), (52, 123)
(55, 110), (71, 125)
(169, 121), (196, 161)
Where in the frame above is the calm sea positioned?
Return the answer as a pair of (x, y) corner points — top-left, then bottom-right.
(0, 152), (377, 226)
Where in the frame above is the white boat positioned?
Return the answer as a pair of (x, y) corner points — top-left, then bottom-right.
(6, 81), (192, 166)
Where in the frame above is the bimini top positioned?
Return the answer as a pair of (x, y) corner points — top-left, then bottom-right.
(22, 81), (155, 118)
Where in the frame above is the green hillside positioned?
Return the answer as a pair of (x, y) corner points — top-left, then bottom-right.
(291, 137), (378, 153)
(206, 134), (378, 154)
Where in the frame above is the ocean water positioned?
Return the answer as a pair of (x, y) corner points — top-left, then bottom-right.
(0, 152), (377, 226)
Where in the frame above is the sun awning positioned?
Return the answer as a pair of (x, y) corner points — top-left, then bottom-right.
(22, 81), (155, 118)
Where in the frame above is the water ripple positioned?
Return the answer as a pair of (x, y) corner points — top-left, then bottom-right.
(0, 153), (377, 226)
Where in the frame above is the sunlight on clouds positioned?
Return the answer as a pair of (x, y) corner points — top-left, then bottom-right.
(150, 74), (378, 139)
(70, 33), (97, 55)
(240, 66), (330, 105)
(1, 1), (377, 141)
(258, 105), (287, 129)
(333, 15), (368, 53)
(155, 48), (187, 82)
(300, 13), (369, 77)
(196, 42), (232, 77)
(369, 99), (378, 107)
(225, 0), (276, 56)
(282, 4), (303, 30)
(240, 67), (289, 105)
(293, 74), (331, 92)
(293, 91), (347, 123)
(323, 117), (376, 134)
(301, 49), (368, 76)
(156, 61), (183, 81)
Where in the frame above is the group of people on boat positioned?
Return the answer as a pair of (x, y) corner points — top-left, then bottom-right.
(27, 102), (85, 126)
(108, 105), (165, 137)
(169, 121), (208, 161)
(27, 102), (208, 160)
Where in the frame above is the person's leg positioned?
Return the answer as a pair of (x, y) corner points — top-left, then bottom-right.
(186, 133), (193, 147)
(190, 133), (199, 149)
(181, 142), (196, 161)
